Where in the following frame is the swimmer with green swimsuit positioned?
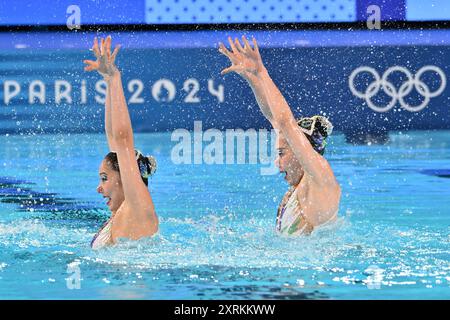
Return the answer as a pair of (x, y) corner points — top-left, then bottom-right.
(219, 36), (341, 235)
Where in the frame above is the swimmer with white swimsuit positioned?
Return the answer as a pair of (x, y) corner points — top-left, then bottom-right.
(84, 36), (158, 248)
(219, 36), (341, 235)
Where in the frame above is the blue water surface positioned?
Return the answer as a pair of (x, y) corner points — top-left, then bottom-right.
(0, 130), (449, 299)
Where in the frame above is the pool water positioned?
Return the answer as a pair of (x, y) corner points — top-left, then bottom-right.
(0, 130), (449, 299)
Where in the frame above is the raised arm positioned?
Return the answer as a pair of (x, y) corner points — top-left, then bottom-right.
(84, 37), (118, 151)
(84, 36), (157, 233)
(104, 76), (115, 151)
(219, 36), (333, 184)
(219, 37), (276, 128)
(107, 70), (157, 210)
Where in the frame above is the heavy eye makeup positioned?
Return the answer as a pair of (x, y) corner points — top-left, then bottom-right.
(100, 173), (108, 182)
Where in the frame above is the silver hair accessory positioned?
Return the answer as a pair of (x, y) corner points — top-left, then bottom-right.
(135, 149), (157, 178)
(147, 156), (157, 176)
(297, 115), (333, 137)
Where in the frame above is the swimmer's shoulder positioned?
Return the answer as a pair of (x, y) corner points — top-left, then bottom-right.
(111, 202), (158, 241)
(296, 175), (340, 226)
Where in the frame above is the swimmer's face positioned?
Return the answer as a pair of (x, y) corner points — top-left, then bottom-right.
(96, 159), (125, 212)
(275, 134), (304, 186)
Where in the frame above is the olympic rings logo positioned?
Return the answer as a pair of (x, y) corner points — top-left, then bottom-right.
(349, 66), (447, 112)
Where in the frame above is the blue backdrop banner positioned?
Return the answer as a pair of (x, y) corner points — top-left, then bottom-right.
(0, 30), (449, 138)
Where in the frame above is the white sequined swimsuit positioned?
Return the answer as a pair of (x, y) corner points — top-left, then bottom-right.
(91, 219), (113, 249)
(276, 188), (309, 236)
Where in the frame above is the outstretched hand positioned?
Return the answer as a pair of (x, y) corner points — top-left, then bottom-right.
(219, 36), (264, 81)
(83, 36), (121, 78)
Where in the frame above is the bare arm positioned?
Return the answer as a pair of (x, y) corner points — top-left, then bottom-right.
(104, 79), (116, 151)
(84, 36), (158, 234)
(108, 72), (156, 222)
(219, 37), (276, 128)
(219, 36), (335, 184)
(247, 77), (277, 129)
(258, 69), (336, 185)
(85, 37), (117, 151)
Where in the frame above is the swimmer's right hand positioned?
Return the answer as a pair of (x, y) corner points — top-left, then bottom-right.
(83, 36), (121, 78)
(218, 36), (265, 81)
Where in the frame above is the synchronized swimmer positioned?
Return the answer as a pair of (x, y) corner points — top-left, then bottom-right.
(84, 36), (158, 249)
(83, 35), (341, 248)
(219, 36), (341, 235)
